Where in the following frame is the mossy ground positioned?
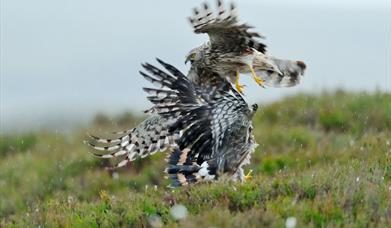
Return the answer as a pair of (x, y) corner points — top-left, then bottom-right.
(1, 91), (391, 227)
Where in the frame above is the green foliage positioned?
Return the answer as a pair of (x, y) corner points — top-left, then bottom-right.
(0, 133), (37, 157)
(319, 110), (349, 131)
(1, 91), (391, 227)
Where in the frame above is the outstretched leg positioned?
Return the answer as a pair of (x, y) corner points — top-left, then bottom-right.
(249, 65), (265, 88)
(229, 73), (236, 85)
(234, 70), (245, 94)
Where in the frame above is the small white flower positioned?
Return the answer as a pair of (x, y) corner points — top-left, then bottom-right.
(112, 172), (119, 180)
(170, 204), (188, 220)
(148, 215), (163, 228)
(356, 177), (360, 182)
(285, 217), (297, 228)
(67, 195), (75, 204)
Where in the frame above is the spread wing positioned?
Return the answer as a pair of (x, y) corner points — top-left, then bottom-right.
(189, 0), (266, 53)
(85, 113), (176, 169)
(141, 58), (252, 166)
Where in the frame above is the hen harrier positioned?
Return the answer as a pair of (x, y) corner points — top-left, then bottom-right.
(85, 70), (231, 169)
(186, 0), (306, 93)
(143, 59), (258, 186)
(87, 59), (258, 187)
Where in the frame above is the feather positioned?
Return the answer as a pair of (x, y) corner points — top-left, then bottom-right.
(139, 59), (257, 187)
(189, 0), (266, 53)
(86, 114), (173, 169)
(254, 56), (307, 87)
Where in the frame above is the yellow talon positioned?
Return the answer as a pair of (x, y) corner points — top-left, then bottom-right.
(236, 83), (245, 94)
(249, 65), (265, 88)
(244, 169), (253, 181)
(235, 70), (246, 94)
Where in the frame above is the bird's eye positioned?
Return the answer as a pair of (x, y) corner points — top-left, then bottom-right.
(185, 53), (197, 64)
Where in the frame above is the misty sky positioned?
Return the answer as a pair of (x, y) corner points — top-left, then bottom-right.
(1, 0), (390, 132)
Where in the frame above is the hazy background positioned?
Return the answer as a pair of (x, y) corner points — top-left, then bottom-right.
(1, 0), (390, 133)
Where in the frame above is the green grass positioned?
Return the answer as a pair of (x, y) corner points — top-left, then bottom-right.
(1, 91), (391, 227)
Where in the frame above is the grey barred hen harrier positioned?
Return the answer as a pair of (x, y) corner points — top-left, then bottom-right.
(87, 59), (258, 187)
(143, 59), (258, 186)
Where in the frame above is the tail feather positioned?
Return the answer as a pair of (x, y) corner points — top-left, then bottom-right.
(168, 174), (198, 187)
(255, 57), (307, 87)
(166, 146), (217, 187)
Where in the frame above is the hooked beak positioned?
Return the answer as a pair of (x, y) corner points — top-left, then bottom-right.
(267, 60), (283, 76)
(185, 55), (192, 65)
(275, 67), (283, 76)
(185, 53), (196, 65)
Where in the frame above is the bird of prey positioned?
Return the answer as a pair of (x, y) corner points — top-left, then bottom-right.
(87, 59), (258, 186)
(185, 0), (306, 93)
(85, 1), (308, 184)
(143, 59), (258, 186)
(85, 68), (232, 169)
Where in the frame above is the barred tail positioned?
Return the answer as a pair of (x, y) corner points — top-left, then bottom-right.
(255, 57), (306, 87)
(166, 146), (217, 187)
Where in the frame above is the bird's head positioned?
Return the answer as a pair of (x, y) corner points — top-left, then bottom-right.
(185, 45), (206, 65)
(254, 54), (283, 76)
(263, 60), (283, 76)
